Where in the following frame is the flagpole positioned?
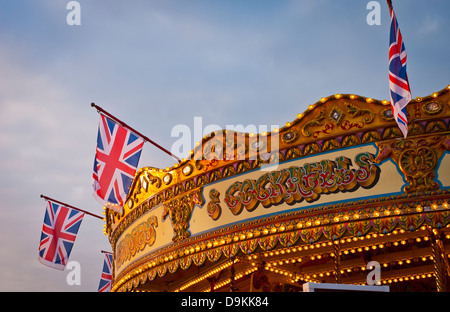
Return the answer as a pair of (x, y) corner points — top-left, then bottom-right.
(101, 250), (113, 254)
(40, 194), (104, 220)
(91, 103), (181, 163)
(386, 0), (392, 10)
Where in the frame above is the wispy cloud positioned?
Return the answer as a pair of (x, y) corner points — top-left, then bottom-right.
(417, 16), (440, 36)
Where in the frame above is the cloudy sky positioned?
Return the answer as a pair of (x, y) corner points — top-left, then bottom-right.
(0, 0), (448, 291)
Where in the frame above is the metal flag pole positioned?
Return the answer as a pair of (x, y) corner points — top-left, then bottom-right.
(40, 194), (104, 220)
(91, 103), (181, 163)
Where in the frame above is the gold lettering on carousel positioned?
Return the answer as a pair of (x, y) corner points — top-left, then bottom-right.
(213, 152), (380, 218)
(116, 215), (158, 269)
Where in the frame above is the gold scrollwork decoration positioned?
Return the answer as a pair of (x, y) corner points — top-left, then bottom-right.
(302, 111), (324, 137)
(346, 103), (374, 124)
(207, 189), (221, 220)
(162, 188), (204, 242)
(375, 134), (450, 193)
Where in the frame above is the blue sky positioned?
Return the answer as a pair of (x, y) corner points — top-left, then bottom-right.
(0, 0), (449, 291)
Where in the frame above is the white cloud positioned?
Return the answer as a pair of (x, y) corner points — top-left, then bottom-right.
(418, 16), (440, 35)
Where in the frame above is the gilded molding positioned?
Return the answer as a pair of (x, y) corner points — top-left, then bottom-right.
(375, 134), (450, 192)
(162, 187), (204, 242)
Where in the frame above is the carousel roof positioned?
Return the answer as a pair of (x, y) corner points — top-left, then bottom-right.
(105, 84), (450, 292)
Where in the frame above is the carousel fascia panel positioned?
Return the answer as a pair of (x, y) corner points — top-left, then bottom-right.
(106, 84), (450, 292)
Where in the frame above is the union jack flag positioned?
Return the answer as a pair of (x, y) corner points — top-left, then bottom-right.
(38, 201), (84, 270)
(93, 114), (144, 212)
(98, 253), (114, 292)
(388, 0), (411, 138)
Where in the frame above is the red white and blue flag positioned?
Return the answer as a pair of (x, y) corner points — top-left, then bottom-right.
(92, 114), (144, 212)
(98, 253), (114, 292)
(38, 200), (84, 270)
(388, 0), (411, 138)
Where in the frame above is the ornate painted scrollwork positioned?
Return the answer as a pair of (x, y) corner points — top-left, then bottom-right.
(346, 102), (374, 124)
(375, 134), (450, 192)
(302, 111), (325, 137)
(207, 189), (221, 220)
(162, 188), (204, 242)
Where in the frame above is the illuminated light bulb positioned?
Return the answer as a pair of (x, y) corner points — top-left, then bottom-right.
(432, 92), (438, 98)
(335, 94), (342, 99)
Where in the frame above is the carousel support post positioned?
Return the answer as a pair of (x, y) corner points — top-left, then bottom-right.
(429, 228), (448, 292)
(332, 240), (342, 284)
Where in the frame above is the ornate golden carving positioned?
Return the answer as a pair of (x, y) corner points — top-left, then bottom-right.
(207, 189), (221, 220)
(375, 134), (450, 193)
(116, 215), (158, 270)
(346, 102), (374, 124)
(302, 111), (325, 137)
(162, 188), (204, 242)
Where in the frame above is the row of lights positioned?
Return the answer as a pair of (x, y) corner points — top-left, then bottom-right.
(254, 227), (432, 262)
(379, 273), (434, 285)
(174, 259), (238, 292)
(108, 202), (449, 240)
(201, 266), (259, 292)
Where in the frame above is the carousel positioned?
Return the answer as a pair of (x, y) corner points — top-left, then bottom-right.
(104, 84), (450, 292)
